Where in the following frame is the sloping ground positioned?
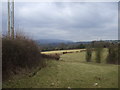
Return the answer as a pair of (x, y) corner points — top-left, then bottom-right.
(3, 51), (118, 88)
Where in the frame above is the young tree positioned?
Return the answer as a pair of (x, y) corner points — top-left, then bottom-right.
(95, 42), (103, 63)
(95, 47), (103, 63)
(86, 45), (92, 62)
(107, 43), (118, 64)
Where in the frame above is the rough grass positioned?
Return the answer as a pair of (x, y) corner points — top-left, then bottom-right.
(3, 49), (118, 88)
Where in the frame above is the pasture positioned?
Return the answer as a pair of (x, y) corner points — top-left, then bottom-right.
(3, 49), (118, 88)
(41, 49), (85, 54)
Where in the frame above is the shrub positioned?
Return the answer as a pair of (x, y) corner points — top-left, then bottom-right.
(118, 43), (120, 64)
(86, 46), (92, 62)
(2, 35), (45, 81)
(106, 43), (118, 64)
(94, 42), (103, 63)
(95, 47), (103, 63)
(41, 53), (60, 60)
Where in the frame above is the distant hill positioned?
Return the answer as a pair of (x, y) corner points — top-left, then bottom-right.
(36, 39), (119, 45)
(76, 41), (91, 44)
(36, 39), (73, 44)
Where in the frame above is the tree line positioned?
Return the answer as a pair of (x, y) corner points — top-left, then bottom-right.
(40, 40), (117, 52)
(40, 43), (86, 51)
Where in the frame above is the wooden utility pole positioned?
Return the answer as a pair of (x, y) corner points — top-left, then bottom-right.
(8, 0), (10, 38)
(11, 0), (14, 39)
(8, 0), (14, 39)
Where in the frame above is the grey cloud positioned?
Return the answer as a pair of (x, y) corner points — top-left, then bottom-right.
(2, 2), (118, 41)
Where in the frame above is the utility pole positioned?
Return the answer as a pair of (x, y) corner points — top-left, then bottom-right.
(8, 0), (10, 38)
(8, 0), (14, 39)
(11, 0), (14, 39)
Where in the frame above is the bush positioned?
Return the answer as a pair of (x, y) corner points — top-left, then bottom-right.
(118, 43), (120, 64)
(2, 36), (45, 81)
(94, 42), (103, 63)
(95, 47), (103, 63)
(41, 53), (60, 60)
(106, 43), (118, 64)
(86, 46), (92, 62)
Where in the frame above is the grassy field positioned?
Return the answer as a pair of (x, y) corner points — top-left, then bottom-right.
(41, 49), (85, 54)
(3, 49), (118, 88)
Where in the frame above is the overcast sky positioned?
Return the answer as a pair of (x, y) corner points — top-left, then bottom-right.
(2, 2), (118, 41)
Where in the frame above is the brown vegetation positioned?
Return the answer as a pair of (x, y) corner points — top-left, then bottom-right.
(41, 53), (60, 60)
(2, 35), (45, 81)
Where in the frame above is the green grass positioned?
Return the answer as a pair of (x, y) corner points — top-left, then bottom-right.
(3, 49), (118, 88)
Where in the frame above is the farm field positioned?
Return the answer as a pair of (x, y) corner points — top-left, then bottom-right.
(41, 49), (85, 54)
(3, 49), (118, 88)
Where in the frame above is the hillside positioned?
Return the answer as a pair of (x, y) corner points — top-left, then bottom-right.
(3, 49), (118, 88)
(36, 39), (73, 44)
